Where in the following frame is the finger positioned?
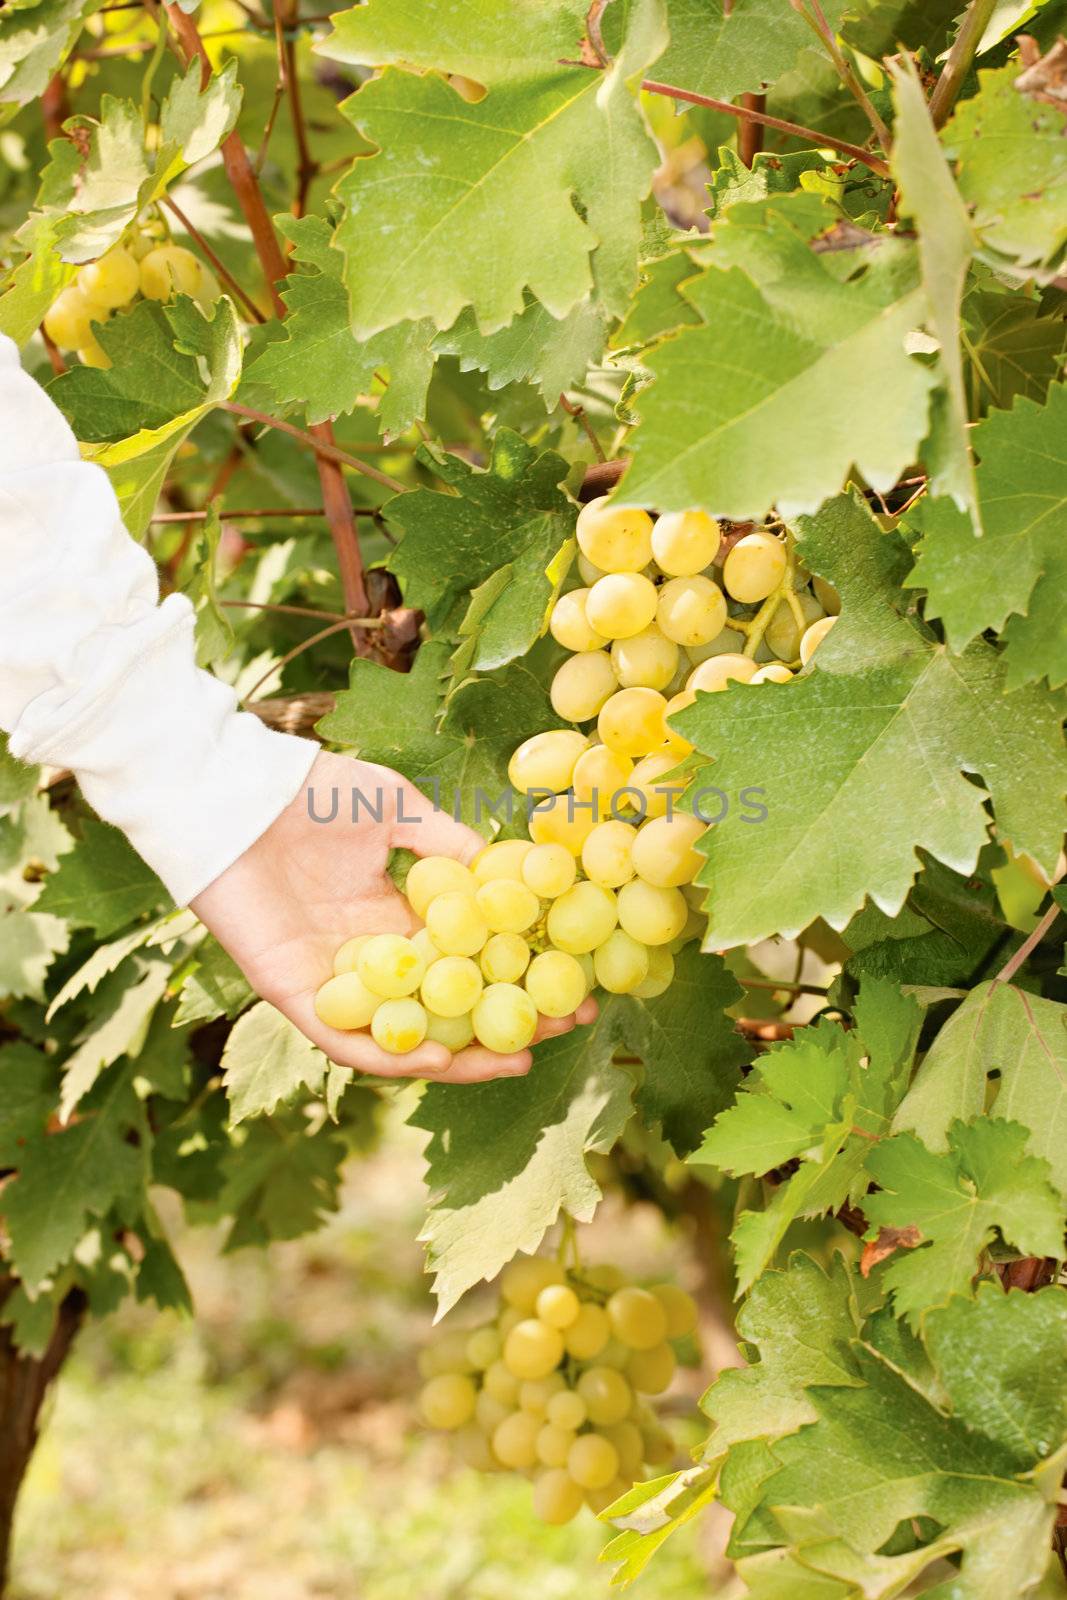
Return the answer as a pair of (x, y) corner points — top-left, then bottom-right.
(279, 992), (456, 1078)
(383, 772), (485, 865)
(424, 1045), (534, 1084)
(575, 995), (599, 1025)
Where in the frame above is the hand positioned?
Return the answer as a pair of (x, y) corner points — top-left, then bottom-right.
(191, 750), (598, 1084)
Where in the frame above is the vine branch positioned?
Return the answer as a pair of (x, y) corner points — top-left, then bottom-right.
(221, 402), (407, 494)
(928, 0), (998, 127)
(788, 0), (892, 150)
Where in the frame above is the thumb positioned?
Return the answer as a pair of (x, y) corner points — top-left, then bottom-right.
(386, 772), (485, 865)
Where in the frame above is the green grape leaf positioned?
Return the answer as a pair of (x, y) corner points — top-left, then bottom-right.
(655, 0), (847, 102)
(705, 149), (828, 224)
(844, 854), (1007, 988)
(676, 492), (1067, 948)
(45, 918), (166, 1021)
(620, 197), (934, 519)
(433, 294), (606, 407)
(410, 1000), (636, 1312)
(840, 0), (967, 56)
(34, 818), (169, 938)
(0, 0), (97, 117)
(907, 382), (1067, 689)
(944, 62), (1067, 277)
(611, 244), (702, 348)
(134, 1234), (193, 1314)
(0, 1042), (56, 1163)
(962, 290), (1066, 417)
(893, 980), (1067, 1197)
(215, 1114), (346, 1249)
(184, 506), (234, 668)
(239, 215), (436, 435)
(320, 0), (665, 337)
(599, 1465), (720, 1585)
(449, 533), (572, 683)
(221, 1001), (329, 1126)
(173, 935), (254, 1026)
(0, 734), (38, 814)
(0, 910), (70, 1001)
(59, 957), (171, 1121)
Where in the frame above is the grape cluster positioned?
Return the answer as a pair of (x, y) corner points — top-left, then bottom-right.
(41, 231), (212, 369)
(417, 1254), (698, 1525)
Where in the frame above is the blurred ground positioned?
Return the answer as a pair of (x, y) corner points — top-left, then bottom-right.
(10, 1104), (732, 1600)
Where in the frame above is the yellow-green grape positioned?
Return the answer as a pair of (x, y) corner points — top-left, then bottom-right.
(484, 1359), (521, 1405)
(627, 1341), (677, 1395)
(532, 1467), (585, 1525)
(651, 510), (721, 575)
(475, 878), (540, 934)
(631, 812), (706, 888)
(42, 286), (99, 350)
(596, 1337), (632, 1370)
(585, 572), (659, 640)
(550, 588), (607, 652)
(426, 891), (490, 956)
(547, 1390), (586, 1430)
(686, 625), (748, 665)
(419, 1372), (477, 1429)
(476, 1388), (513, 1434)
(642, 1427), (674, 1466)
(77, 246), (140, 309)
(472, 982), (538, 1052)
(575, 951), (596, 995)
(581, 819), (636, 889)
(578, 552), (607, 586)
(567, 1432), (620, 1490)
(420, 954), (483, 1017)
(528, 794), (598, 855)
(139, 243), (202, 301)
(686, 653), (759, 694)
(546, 881), (618, 954)
(521, 842), (577, 899)
(629, 751), (688, 821)
(617, 878), (688, 945)
(572, 745), (634, 816)
(370, 998), (428, 1053)
(651, 1283), (699, 1339)
(492, 1411), (541, 1469)
(576, 496), (654, 573)
(332, 933), (374, 974)
(576, 1365), (633, 1425)
(765, 591), (824, 661)
(723, 531), (787, 603)
(500, 1255), (565, 1311)
(535, 1421), (575, 1468)
(800, 614), (837, 664)
(314, 971), (379, 1030)
(633, 944), (675, 998)
(525, 950), (587, 1017)
(550, 651), (618, 723)
(411, 928), (445, 969)
(456, 1425), (497, 1471)
(662, 690), (696, 758)
(594, 929), (650, 994)
(563, 1301), (611, 1360)
(812, 575), (841, 615)
(598, 687), (669, 758)
(586, 1264), (628, 1291)
(610, 626), (679, 691)
(751, 663), (793, 684)
(519, 1372), (567, 1412)
(508, 729), (588, 794)
(357, 933), (425, 997)
(656, 575), (728, 646)
(472, 839), (534, 883)
(607, 1286), (668, 1349)
(77, 338), (110, 369)
(584, 1478), (630, 1515)
(601, 1419), (644, 1475)
(481, 932), (531, 984)
(425, 1328), (477, 1374)
(535, 1283), (581, 1329)
(503, 1317), (565, 1380)
(405, 854), (477, 918)
(466, 1326), (502, 1370)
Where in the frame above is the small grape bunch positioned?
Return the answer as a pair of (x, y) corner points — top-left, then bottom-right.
(417, 1253), (699, 1525)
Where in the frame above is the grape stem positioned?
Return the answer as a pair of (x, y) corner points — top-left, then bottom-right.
(739, 531), (801, 660)
(557, 1211), (581, 1271)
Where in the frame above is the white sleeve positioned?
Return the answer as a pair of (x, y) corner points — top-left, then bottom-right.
(0, 334), (318, 906)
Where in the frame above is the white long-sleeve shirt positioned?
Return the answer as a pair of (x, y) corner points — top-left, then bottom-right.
(0, 333), (318, 905)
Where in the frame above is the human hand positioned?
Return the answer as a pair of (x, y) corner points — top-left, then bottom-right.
(191, 750), (598, 1083)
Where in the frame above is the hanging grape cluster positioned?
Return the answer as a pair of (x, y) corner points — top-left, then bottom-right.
(417, 1253), (698, 1525)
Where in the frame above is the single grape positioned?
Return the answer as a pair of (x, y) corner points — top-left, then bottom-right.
(411, 927), (445, 969)
(626, 1341), (677, 1394)
(405, 855), (477, 918)
(567, 1432), (620, 1490)
(535, 1422), (576, 1468)
(686, 653), (759, 694)
(628, 751), (689, 821)
(610, 626), (679, 691)
(519, 1372), (567, 1412)
(577, 552), (607, 585)
(370, 998), (428, 1053)
(576, 1365), (633, 1425)
(607, 1286), (668, 1349)
(420, 1372), (477, 1429)
(528, 793), (598, 855)
(601, 1419), (644, 1474)
(656, 576), (728, 646)
(77, 338), (110, 369)
(581, 819), (637, 889)
(662, 690), (696, 757)
(585, 1264), (627, 1291)
(503, 1318), (565, 1380)
(480, 932), (531, 984)
(723, 531), (787, 603)
(475, 878), (540, 934)
(456, 1425), (496, 1471)
(472, 982), (538, 1052)
(642, 1427), (674, 1465)
(686, 625), (748, 665)
(632, 944), (675, 998)
(466, 1326), (502, 1370)
(426, 891), (490, 956)
(812, 575), (841, 615)
(332, 933), (373, 974)
(425, 1328), (477, 1374)
(631, 812), (706, 888)
(314, 971), (379, 1030)
(484, 1359), (521, 1405)
(42, 286), (99, 350)
(357, 933), (426, 998)
(492, 1410), (541, 1469)
(535, 1284), (581, 1329)
(500, 1255), (565, 1311)
(585, 572), (659, 640)
(550, 588), (607, 652)
(650, 1283), (698, 1339)
(764, 591), (824, 661)
(597, 688), (669, 758)
(524, 950), (588, 1017)
(550, 651), (619, 723)
(751, 663), (793, 684)
(593, 929), (650, 994)
(546, 1390), (587, 1430)
(616, 878), (688, 946)
(571, 745), (635, 816)
(424, 1009), (475, 1051)
(476, 1388), (513, 1434)
(596, 1337), (632, 1371)
(576, 496), (654, 573)
(521, 842), (577, 899)
(532, 1467), (584, 1525)
(77, 246), (140, 309)
(584, 1477), (630, 1514)
(139, 244), (202, 301)
(800, 614), (837, 664)
(420, 954), (483, 1017)
(563, 1302), (611, 1360)
(651, 510), (721, 575)
(546, 881), (618, 954)
(472, 839), (534, 883)
(508, 729), (588, 794)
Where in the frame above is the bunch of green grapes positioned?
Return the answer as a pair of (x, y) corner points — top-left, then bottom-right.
(417, 1253), (698, 1524)
(41, 230), (214, 369)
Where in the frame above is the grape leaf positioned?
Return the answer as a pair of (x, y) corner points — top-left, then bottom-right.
(893, 980), (1067, 1197)
(239, 215), (436, 435)
(0, 212), (76, 347)
(907, 383), (1067, 688)
(599, 1466), (720, 1585)
(0, 735), (38, 813)
(705, 149), (828, 224)
(619, 197), (934, 519)
(676, 492), (1067, 947)
(221, 1001), (329, 1126)
(45, 918), (167, 1021)
(611, 244), (702, 348)
(433, 294), (606, 407)
(214, 1113), (346, 1249)
(840, 0), (967, 56)
(0, 1042), (56, 1163)
(0, 0), (97, 117)
(59, 957), (171, 1121)
(962, 290), (1067, 416)
(0, 910), (70, 1002)
(173, 935), (254, 1026)
(410, 1000), (636, 1312)
(34, 818), (169, 938)
(843, 853), (1007, 987)
(655, 0), (846, 102)
(320, 0), (665, 337)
